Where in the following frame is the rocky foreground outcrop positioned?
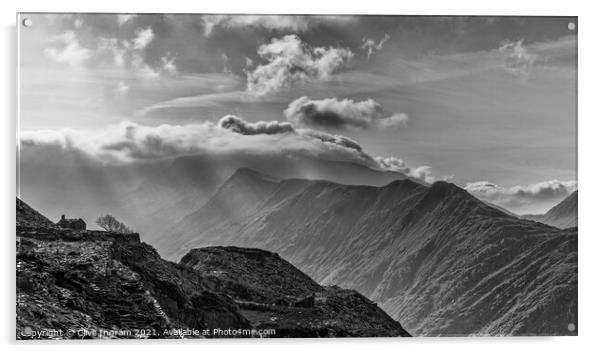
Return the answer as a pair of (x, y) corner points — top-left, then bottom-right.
(16, 198), (409, 339)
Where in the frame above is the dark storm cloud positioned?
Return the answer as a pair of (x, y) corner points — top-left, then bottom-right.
(217, 115), (364, 154)
(300, 130), (364, 153)
(284, 96), (408, 130)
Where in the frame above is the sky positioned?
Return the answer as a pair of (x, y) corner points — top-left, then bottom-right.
(18, 14), (577, 214)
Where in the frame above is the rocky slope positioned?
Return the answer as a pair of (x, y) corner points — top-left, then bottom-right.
(181, 247), (408, 337)
(165, 169), (578, 336)
(16, 198), (408, 339)
(524, 191), (577, 229)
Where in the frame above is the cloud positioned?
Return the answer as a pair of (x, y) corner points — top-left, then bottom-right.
(20, 119), (367, 166)
(217, 115), (368, 157)
(74, 18), (84, 29)
(375, 156), (436, 183)
(499, 39), (538, 80)
(43, 31), (91, 67)
(284, 96), (408, 130)
(133, 27), (155, 50)
(131, 53), (160, 79)
(44, 25), (171, 81)
(245, 35), (354, 95)
(95, 34), (172, 79)
(218, 115), (295, 135)
(117, 14), (137, 26)
(300, 129), (364, 153)
(161, 54), (178, 76)
(201, 15), (355, 37)
(136, 36), (577, 116)
(465, 180), (577, 213)
(20, 117), (435, 183)
(361, 33), (390, 60)
(217, 115), (368, 155)
(113, 81), (130, 96)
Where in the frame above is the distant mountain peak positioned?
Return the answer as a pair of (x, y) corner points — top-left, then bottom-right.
(523, 190), (577, 229)
(421, 180), (474, 205)
(384, 178), (424, 190)
(430, 180), (466, 193)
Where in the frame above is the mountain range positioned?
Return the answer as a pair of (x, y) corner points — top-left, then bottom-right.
(161, 168), (578, 336)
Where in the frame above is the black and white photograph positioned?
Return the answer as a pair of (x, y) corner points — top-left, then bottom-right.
(15, 12), (578, 339)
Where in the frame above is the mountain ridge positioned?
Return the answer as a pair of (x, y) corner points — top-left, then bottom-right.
(163, 168), (578, 336)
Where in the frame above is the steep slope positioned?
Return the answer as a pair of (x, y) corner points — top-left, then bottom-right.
(524, 191), (577, 229)
(16, 198), (408, 339)
(166, 169), (578, 336)
(17, 198), (56, 228)
(181, 247), (409, 337)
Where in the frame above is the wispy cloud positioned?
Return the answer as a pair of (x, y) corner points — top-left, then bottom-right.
(117, 14), (137, 26)
(499, 39), (538, 81)
(43, 31), (91, 67)
(113, 81), (129, 96)
(361, 33), (390, 60)
(201, 15), (356, 37)
(44, 25), (170, 81)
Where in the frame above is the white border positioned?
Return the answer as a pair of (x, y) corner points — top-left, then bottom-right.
(3, 1), (600, 352)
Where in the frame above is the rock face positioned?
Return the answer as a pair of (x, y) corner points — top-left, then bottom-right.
(16, 198), (408, 339)
(524, 191), (577, 229)
(181, 246), (409, 337)
(181, 247), (323, 303)
(165, 168), (578, 336)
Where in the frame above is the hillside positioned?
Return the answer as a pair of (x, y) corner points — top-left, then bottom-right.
(16, 198), (408, 339)
(164, 169), (578, 336)
(525, 191), (577, 229)
(16, 198), (56, 228)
